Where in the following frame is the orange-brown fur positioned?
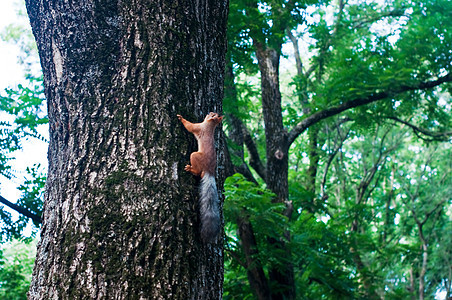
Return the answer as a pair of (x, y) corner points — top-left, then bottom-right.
(177, 112), (223, 177)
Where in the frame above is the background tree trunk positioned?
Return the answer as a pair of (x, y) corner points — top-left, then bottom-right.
(25, 0), (228, 298)
(254, 42), (295, 300)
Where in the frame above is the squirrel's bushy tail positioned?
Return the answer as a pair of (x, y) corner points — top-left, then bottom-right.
(199, 173), (220, 243)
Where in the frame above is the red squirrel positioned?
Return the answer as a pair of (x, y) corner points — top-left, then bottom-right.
(177, 112), (223, 243)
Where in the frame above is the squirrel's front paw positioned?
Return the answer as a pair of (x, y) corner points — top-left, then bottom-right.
(177, 114), (183, 121)
(184, 165), (192, 172)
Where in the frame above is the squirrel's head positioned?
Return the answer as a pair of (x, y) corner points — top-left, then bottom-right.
(204, 112), (223, 124)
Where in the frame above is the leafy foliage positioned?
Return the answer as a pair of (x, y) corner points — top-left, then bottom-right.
(0, 8), (47, 241)
(223, 0), (452, 299)
(0, 74), (46, 241)
(0, 239), (36, 299)
(0, 164), (45, 242)
(0, 76), (47, 179)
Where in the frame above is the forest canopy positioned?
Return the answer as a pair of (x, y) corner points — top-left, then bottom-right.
(222, 0), (451, 299)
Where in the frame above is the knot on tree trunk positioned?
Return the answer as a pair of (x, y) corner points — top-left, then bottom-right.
(274, 149), (284, 160)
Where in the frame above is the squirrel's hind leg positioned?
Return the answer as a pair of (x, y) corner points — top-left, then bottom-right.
(185, 152), (203, 177)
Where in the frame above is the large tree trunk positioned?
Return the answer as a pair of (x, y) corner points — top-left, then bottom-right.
(26, 0), (228, 299)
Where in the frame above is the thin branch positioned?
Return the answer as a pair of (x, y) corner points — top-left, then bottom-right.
(385, 116), (452, 141)
(426, 202), (445, 241)
(287, 73), (452, 146)
(357, 127), (404, 204)
(223, 132), (259, 184)
(0, 195), (41, 224)
(352, 9), (406, 30)
(305, 0), (345, 79)
(286, 29), (303, 78)
(409, 147), (439, 201)
(223, 62), (260, 184)
(333, 0), (345, 37)
(243, 128), (267, 182)
(224, 247), (247, 269)
(287, 28), (311, 112)
(420, 199), (446, 227)
(320, 118), (351, 198)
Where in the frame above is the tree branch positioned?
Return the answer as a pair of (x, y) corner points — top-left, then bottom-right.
(223, 130), (259, 185)
(237, 215), (272, 300)
(0, 194), (41, 224)
(286, 29), (303, 78)
(320, 119), (351, 198)
(287, 73), (452, 146)
(287, 28), (311, 113)
(385, 116), (452, 141)
(224, 247), (247, 269)
(304, 0), (345, 79)
(352, 9), (406, 30)
(223, 63), (260, 184)
(420, 199), (446, 227)
(243, 128), (267, 182)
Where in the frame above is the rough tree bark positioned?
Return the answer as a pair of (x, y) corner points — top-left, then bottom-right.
(25, 0), (228, 299)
